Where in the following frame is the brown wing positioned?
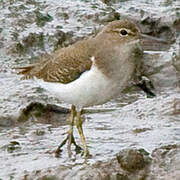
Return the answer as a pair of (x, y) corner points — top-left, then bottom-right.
(16, 40), (94, 84)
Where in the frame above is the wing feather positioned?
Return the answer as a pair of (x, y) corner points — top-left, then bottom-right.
(15, 40), (94, 84)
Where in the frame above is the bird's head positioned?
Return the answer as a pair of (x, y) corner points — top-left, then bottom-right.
(100, 19), (141, 43)
(100, 19), (167, 46)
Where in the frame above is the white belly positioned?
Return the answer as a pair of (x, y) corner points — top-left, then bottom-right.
(35, 60), (123, 108)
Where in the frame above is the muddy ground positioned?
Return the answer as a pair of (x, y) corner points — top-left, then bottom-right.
(0, 0), (180, 179)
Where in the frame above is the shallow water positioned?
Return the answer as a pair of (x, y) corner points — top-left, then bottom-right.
(0, 89), (180, 178)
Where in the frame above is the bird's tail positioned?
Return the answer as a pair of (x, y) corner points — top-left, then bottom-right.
(13, 64), (36, 75)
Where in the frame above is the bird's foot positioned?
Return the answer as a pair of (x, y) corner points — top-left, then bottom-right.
(55, 135), (68, 158)
(81, 148), (92, 160)
(55, 134), (83, 158)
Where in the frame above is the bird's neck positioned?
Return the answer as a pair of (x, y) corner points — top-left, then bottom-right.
(91, 35), (142, 81)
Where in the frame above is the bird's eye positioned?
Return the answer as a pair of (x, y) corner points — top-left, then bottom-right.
(120, 29), (128, 36)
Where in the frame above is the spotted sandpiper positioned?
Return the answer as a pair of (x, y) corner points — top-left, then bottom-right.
(16, 19), (163, 158)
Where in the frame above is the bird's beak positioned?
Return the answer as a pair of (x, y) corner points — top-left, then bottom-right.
(140, 33), (168, 51)
(140, 33), (167, 44)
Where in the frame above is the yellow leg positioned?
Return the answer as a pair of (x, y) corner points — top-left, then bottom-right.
(55, 105), (82, 158)
(67, 105), (76, 157)
(76, 110), (89, 158)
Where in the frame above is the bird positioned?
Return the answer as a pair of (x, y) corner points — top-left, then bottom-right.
(15, 19), (158, 159)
